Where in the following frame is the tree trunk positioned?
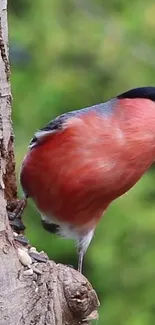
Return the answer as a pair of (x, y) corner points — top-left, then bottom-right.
(0, 1), (99, 324)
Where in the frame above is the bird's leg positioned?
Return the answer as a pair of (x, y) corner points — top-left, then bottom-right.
(77, 229), (94, 273)
(77, 249), (84, 273)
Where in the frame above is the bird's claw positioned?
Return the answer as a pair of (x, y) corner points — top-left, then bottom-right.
(7, 198), (27, 234)
(7, 198), (27, 220)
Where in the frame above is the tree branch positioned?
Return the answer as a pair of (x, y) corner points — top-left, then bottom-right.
(0, 1), (99, 324)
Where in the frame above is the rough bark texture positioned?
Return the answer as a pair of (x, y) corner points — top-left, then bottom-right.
(0, 1), (99, 324)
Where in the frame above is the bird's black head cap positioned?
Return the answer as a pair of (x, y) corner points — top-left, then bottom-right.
(117, 87), (155, 102)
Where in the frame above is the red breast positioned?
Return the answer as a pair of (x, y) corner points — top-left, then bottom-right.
(20, 99), (155, 227)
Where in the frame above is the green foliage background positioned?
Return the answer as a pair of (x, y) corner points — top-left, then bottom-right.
(9, 1), (155, 324)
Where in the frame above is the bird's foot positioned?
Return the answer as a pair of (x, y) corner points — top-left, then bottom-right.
(7, 198), (27, 220)
(7, 198), (27, 234)
(7, 200), (50, 267)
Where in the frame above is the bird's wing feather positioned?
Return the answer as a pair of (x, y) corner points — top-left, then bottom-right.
(29, 99), (115, 148)
(29, 112), (72, 148)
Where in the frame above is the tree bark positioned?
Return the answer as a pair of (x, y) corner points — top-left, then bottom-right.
(0, 1), (99, 324)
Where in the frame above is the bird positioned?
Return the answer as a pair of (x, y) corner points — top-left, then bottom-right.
(20, 86), (155, 273)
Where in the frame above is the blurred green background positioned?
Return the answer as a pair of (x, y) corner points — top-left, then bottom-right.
(9, 1), (155, 324)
